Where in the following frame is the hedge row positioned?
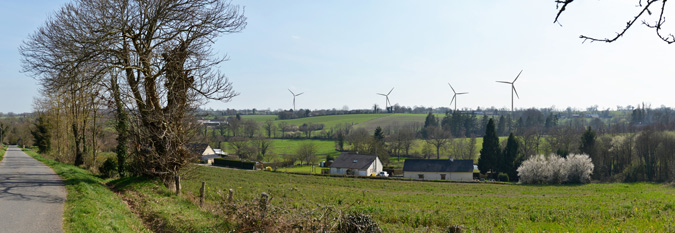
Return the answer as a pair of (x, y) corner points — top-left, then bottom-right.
(213, 158), (256, 170)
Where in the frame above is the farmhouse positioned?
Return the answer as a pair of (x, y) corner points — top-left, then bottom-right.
(187, 143), (218, 165)
(329, 153), (382, 176)
(403, 159), (474, 181)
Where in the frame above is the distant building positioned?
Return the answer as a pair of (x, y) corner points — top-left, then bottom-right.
(403, 159), (474, 181)
(197, 120), (227, 126)
(186, 143), (218, 165)
(213, 149), (227, 156)
(329, 153), (383, 176)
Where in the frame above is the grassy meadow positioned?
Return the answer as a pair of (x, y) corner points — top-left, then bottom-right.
(183, 165), (675, 232)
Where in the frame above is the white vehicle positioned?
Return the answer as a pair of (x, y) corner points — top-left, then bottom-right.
(377, 171), (389, 177)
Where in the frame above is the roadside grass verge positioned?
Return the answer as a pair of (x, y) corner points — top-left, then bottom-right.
(108, 176), (235, 232)
(0, 144), (6, 161)
(22, 149), (149, 233)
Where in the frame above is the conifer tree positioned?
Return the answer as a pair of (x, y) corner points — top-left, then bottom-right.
(478, 118), (500, 175)
(502, 133), (520, 180)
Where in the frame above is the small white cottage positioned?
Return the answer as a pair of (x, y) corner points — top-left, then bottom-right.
(329, 153), (382, 176)
(403, 159), (474, 181)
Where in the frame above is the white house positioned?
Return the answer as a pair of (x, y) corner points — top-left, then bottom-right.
(187, 143), (218, 165)
(403, 159), (474, 181)
(329, 154), (383, 176)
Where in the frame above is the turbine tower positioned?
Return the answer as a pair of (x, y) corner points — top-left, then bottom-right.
(288, 89), (304, 111)
(377, 87), (394, 113)
(496, 70), (523, 112)
(448, 83), (468, 112)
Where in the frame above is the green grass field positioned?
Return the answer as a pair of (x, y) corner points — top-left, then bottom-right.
(183, 165), (675, 232)
(277, 114), (392, 130)
(23, 149), (150, 233)
(240, 114), (278, 122)
(220, 139), (341, 163)
(355, 114), (428, 132)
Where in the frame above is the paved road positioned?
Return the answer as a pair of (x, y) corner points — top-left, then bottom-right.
(0, 146), (65, 233)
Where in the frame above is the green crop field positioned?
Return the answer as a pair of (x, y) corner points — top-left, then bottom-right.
(277, 114), (392, 129)
(182, 165), (675, 232)
(355, 114), (428, 131)
(220, 139), (341, 162)
(240, 115), (278, 122)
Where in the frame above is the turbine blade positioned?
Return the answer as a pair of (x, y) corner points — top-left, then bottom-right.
(496, 81), (511, 84)
(513, 69), (523, 83)
(448, 83), (456, 93)
(457, 92), (468, 95)
(297, 92), (304, 96)
(388, 87), (394, 95)
(513, 86), (520, 99)
(450, 95), (456, 106)
(289, 89), (294, 95)
(377, 93), (385, 96)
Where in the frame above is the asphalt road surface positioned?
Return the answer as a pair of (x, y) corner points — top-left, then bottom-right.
(0, 146), (65, 233)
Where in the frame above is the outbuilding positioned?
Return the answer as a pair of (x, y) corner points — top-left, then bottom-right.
(187, 143), (218, 165)
(329, 153), (383, 176)
(403, 159), (474, 181)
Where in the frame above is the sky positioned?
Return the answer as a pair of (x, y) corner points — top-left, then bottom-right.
(1, 1), (675, 113)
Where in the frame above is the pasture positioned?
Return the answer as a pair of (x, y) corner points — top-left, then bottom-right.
(182, 165), (675, 232)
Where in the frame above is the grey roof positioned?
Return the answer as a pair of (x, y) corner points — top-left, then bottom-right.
(329, 154), (378, 169)
(403, 159), (474, 173)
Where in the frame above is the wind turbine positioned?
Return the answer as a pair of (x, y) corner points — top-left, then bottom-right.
(448, 83), (468, 112)
(496, 70), (523, 112)
(288, 89), (303, 111)
(377, 87), (394, 113)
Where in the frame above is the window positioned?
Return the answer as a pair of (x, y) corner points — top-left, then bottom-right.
(440, 174), (446, 180)
(418, 174), (424, 179)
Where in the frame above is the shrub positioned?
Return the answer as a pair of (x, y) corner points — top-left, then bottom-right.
(566, 154), (594, 184)
(498, 173), (509, 182)
(337, 212), (382, 233)
(99, 157), (118, 178)
(517, 154), (594, 184)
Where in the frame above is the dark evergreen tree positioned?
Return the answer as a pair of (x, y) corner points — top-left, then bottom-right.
(502, 133), (520, 180)
(579, 126), (596, 157)
(480, 114), (489, 136)
(506, 114), (513, 134)
(421, 112), (438, 139)
(464, 112), (477, 137)
(497, 115), (506, 136)
(373, 126), (385, 142)
(423, 112), (438, 128)
(478, 118), (500, 176)
(31, 114), (51, 153)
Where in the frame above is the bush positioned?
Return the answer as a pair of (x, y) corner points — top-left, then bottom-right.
(213, 158), (256, 170)
(337, 212), (382, 233)
(498, 173), (509, 182)
(99, 157), (117, 178)
(566, 154), (594, 184)
(517, 154), (594, 184)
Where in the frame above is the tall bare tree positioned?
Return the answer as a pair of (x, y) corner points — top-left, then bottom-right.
(21, 0), (246, 190)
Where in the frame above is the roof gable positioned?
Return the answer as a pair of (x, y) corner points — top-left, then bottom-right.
(186, 143), (210, 155)
(329, 154), (378, 169)
(403, 159), (473, 173)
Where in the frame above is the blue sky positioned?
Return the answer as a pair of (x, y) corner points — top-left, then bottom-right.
(2, 1), (674, 113)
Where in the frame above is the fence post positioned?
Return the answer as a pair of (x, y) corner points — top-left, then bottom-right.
(259, 192), (269, 222)
(175, 175), (181, 195)
(228, 188), (234, 204)
(200, 181), (205, 207)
